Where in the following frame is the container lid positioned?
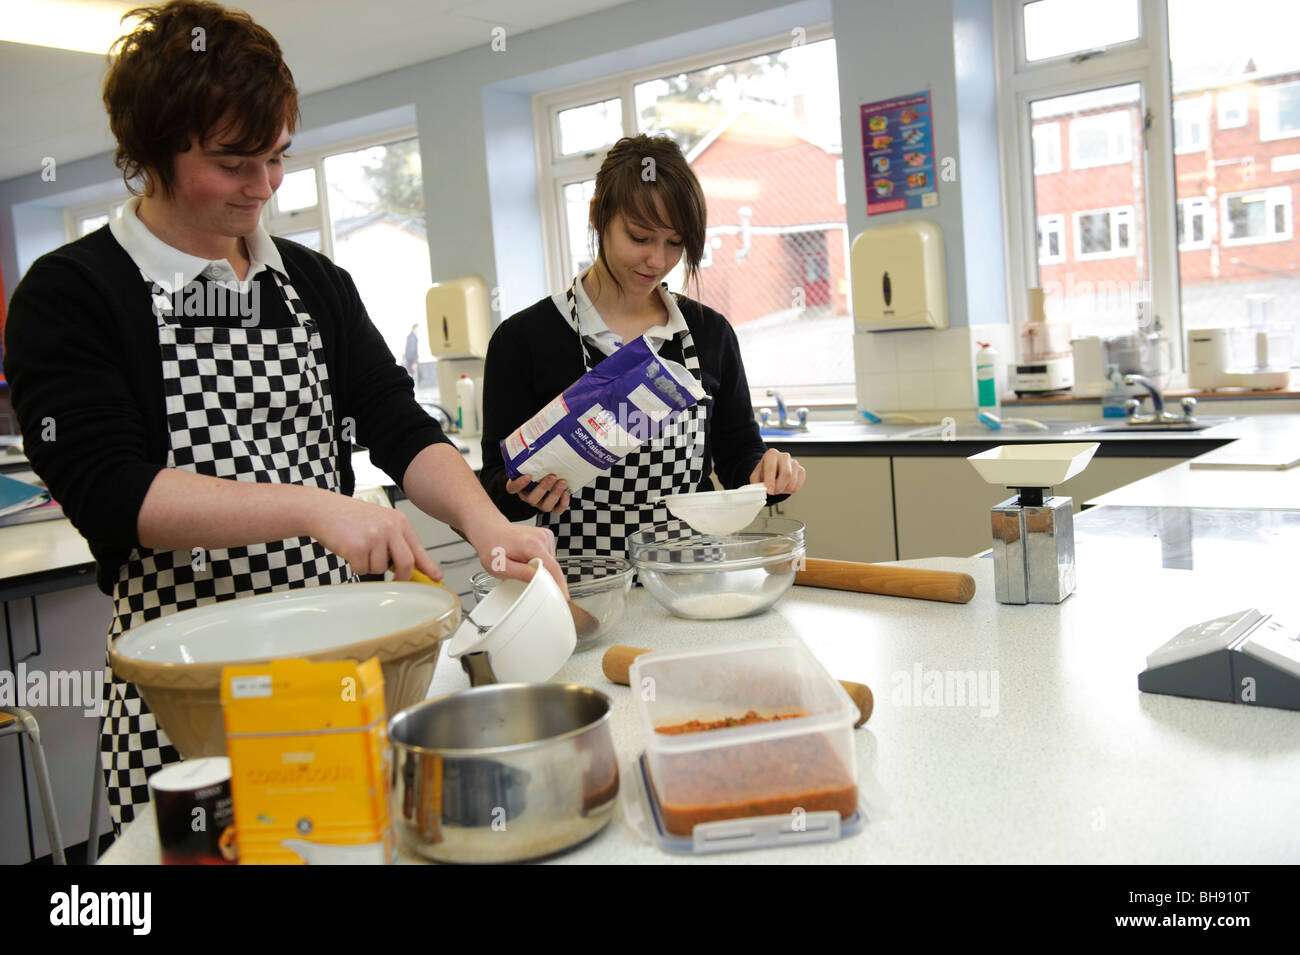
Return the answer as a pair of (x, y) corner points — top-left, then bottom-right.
(629, 638), (856, 753)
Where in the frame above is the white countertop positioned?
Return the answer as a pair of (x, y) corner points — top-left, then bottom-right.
(0, 450), (457, 586)
(1087, 414), (1300, 509)
(99, 553), (1300, 865)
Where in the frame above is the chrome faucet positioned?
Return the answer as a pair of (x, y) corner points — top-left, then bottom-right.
(1123, 375), (1196, 425)
(763, 390), (809, 431)
(766, 389), (789, 427)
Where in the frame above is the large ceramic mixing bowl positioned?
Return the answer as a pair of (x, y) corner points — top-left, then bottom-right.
(108, 582), (460, 757)
(627, 517), (806, 620)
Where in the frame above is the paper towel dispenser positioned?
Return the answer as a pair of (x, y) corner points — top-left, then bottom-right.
(426, 276), (491, 359)
(850, 219), (948, 332)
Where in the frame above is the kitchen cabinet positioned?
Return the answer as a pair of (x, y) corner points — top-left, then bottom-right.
(892, 456), (1182, 559)
(1, 583), (113, 864)
(769, 457), (896, 562)
(394, 499), (480, 599)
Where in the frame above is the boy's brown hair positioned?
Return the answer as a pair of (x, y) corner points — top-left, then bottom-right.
(103, 0), (299, 196)
(588, 134), (707, 297)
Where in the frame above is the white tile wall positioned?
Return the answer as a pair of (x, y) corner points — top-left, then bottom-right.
(854, 323), (1016, 414)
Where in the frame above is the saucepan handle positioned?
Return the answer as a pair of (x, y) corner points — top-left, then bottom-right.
(459, 651), (499, 687)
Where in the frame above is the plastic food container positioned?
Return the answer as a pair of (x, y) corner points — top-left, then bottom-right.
(629, 640), (858, 836)
(471, 555), (632, 652)
(627, 517), (805, 620)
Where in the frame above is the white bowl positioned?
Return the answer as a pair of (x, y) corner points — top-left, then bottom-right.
(446, 558), (576, 682)
(966, 442), (1100, 488)
(657, 483), (769, 536)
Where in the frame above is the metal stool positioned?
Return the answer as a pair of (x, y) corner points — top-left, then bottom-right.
(0, 707), (66, 864)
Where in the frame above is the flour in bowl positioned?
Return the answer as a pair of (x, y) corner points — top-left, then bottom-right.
(667, 593), (773, 619)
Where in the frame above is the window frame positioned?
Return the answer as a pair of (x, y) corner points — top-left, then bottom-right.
(1217, 88), (1248, 130)
(1016, 0), (1144, 69)
(1176, 195), (1213, 250)
(1037, 213), (1066, 263)
(262, 124), (420, 261)
(1219, 186), (1293, 246)
(1073, 204), (1136, 260)
(1032, 122), (1062, 173)
(63, 196), (129, 242)
(1068, 108), (1134, 169)
(1259, 79), (1300, 142)
(993, 0), (1179, 363)
(1172, 92), (1211, 154)
(532, 25), (837, 296)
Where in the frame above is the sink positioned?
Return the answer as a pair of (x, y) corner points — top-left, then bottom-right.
(759, 426), (807, 438)
(1073, 415), (1234, 434)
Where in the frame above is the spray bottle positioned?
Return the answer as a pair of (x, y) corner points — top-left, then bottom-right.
(976, 341), (1000, 415)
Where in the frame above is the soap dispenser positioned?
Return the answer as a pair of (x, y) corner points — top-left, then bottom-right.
(1102, 365), (1127, 418)
(425, 276), (491, 359)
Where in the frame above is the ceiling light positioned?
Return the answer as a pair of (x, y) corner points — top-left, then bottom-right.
(1, 0), (141, 56)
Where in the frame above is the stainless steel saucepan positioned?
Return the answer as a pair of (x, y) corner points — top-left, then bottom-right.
(388, 653), (619, 863)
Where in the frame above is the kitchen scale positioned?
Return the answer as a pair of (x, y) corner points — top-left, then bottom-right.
(622, 754), (868, 855)
(1140, 609), (1300, 711)
(967, 443), (1099, 604)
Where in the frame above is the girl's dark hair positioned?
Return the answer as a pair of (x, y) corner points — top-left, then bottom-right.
(103, 0), (299, 196)
(589, 134), (707, 297)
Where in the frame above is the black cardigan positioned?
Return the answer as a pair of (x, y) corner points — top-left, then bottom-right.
(478, 292), (774, 522)
(2, 226), (451, 594)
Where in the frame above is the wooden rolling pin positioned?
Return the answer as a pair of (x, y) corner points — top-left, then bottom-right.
(795, 558), (975, 605)
(601, 645), (873, 728)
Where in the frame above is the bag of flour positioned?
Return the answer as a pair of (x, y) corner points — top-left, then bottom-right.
(501, 335), (706, 492)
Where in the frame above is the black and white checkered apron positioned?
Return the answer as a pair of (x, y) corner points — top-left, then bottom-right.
(541, 278), (708, 559)
(100, 267), (356, 830)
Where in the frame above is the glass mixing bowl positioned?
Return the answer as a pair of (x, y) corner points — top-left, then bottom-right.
(471, 554), (633, 652)
(627, 517), (806, 620)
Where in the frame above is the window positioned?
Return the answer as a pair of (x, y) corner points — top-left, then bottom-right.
(1037, 214), (1065, 263)
(1173, 95), (1210, 153)
(998, 0), (1300, 367)
(1167, 1), (1300, 363)
(1218, 89), (1248, 129)
(1259, 81), (1300, 142)
(1032, 122), (1061, 173)
(1069, 110), (1132, 168)
(1021, 0), (1139, 63)
(65, 199), (127, 242)
(536, 30), (849, 397)
(1176, 197), (1213, 250)
(78, 214), (109, 235)
(557, 98), (622, 156)
(263, 130), (432, 385)
(1074, 206), (1135, 259)
(1221, 187), (1292, 245)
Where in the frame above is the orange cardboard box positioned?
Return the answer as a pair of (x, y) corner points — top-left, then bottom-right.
(220, 657), (394, 865)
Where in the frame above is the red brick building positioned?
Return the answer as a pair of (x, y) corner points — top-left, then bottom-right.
(1031, 69), (1300, 329)
(688, 111), (848, 325)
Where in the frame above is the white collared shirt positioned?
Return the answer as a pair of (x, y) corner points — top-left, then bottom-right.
(551, 269), (688, 357)
(109, 195), (286, 294)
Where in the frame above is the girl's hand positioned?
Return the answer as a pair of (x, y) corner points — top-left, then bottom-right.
(749, 448), (806, 496)
(506, 473), (571, 515)
(303, 493), (442, 580)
